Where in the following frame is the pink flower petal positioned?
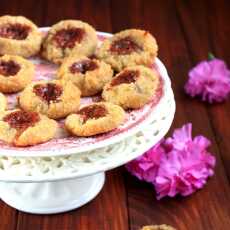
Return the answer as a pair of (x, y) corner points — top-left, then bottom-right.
(126, 142), (165, 183)
(126, 123), (216, 200)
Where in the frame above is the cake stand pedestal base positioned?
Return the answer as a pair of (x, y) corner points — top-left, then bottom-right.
(0, 172), (105, 214)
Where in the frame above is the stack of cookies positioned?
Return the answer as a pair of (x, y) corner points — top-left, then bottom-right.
(0, 15), (161, 147)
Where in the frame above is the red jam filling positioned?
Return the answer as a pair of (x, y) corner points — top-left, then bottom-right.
(0, 60), (20, 76)
(33, 83), (63, 103)
(0, 23), (31, 40)
(110, 37), (142, 55)
(53, 28), (86, 49)
(111, 70), (139, 86)
(3, 110), (40, 131)
(78, 104), (108, 123)
(69, 60), (98, 74)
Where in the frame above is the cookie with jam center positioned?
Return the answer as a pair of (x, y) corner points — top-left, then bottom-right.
(102, 65), (160, 109)
(97, 29), (158, 71)
(0, 54), (34, 93)
(42, 20), (98, 64)
(57, 55), (113, 96)
(0, 15), (42, 57)
(65, 102), (125, 136)
(18, 80), (81, 119)
(0, 109), (57, 146)
(141, 225), (176, 230)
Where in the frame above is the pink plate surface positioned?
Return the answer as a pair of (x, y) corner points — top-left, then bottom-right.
(0, 30), (165, 156)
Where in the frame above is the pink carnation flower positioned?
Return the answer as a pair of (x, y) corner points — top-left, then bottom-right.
(184, 58), (230, 103)
(126, 123), (216, 200)
(154, 124), (216, 199)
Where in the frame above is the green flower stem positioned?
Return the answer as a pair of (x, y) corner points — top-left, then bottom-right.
(208, 53), (215, 60)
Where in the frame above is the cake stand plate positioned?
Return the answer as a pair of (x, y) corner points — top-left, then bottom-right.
(0, 86), (175, 214)
(0, 173), (105, 214)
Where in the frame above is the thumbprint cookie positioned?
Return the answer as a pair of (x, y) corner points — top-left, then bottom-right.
(0, 15), (42, 57)
(42, 20), (97, 64)
(18, 80), (81, 119)
(57, 55), (113, 96)
(0, 109), (57, 146)
(65, 102), (125, 136)
(0, 93), (7, 111)
(141, 225), (176, 230)
(102, 65), (160, 109)
(0, 55), (34, 93)
(97, 29), (158, 71)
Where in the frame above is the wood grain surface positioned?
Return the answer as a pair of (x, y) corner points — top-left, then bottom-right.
(0, 0), (230, 229)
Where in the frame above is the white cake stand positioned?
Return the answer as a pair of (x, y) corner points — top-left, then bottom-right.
(0, 59), (175, 214)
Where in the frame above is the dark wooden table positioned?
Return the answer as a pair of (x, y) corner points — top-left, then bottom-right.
(1, 0), (230, 229)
